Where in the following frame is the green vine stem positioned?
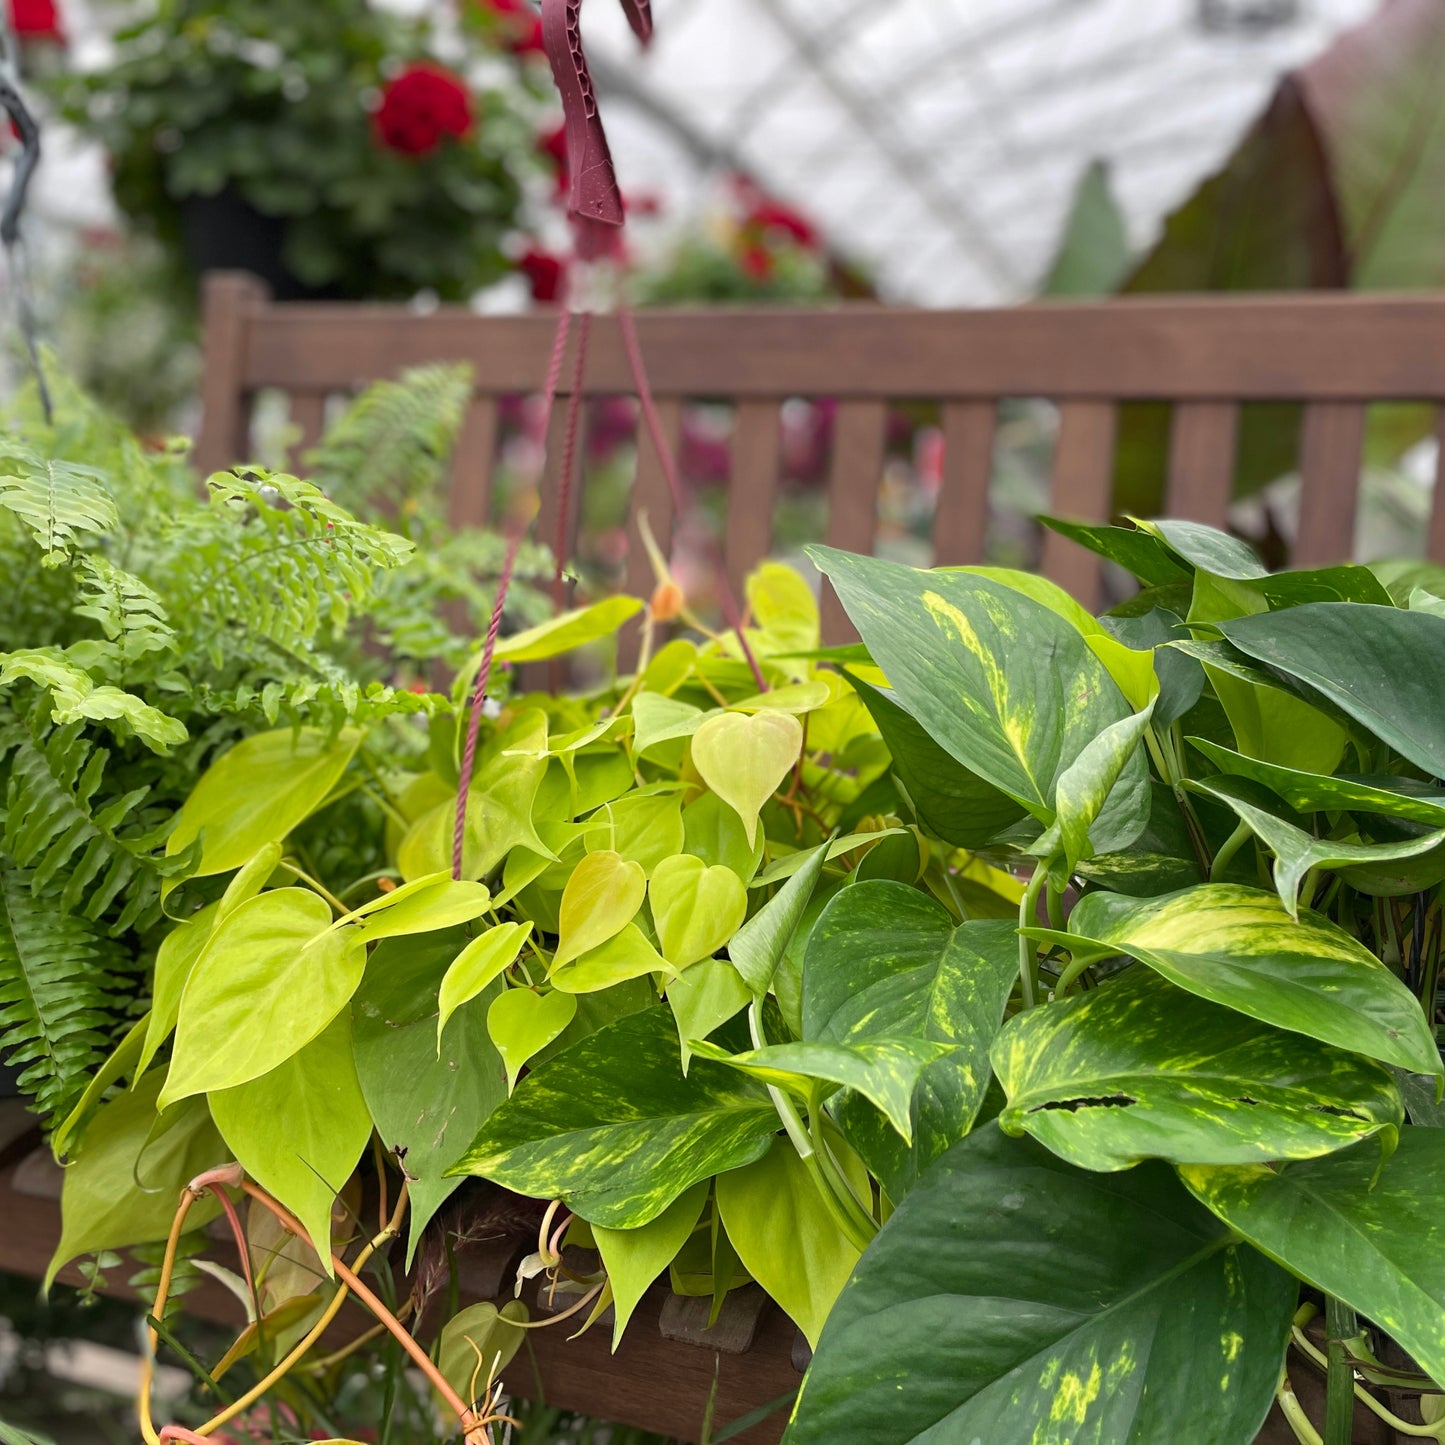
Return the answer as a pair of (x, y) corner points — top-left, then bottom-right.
(1277, 1361), (1324, 1445)
(749, 1001), (814, 1162)
(1209, 820), (1252, 883)
(1324, 1295), (1359, 1445)
(1018, 865), (1046, 1010)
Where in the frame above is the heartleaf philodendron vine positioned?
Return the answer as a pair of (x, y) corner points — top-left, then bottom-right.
(31, 484), (1445, 1441)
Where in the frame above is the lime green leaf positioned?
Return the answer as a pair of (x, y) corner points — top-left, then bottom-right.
(810, 548), (1145, 845)
(549, 921), (667, 995)
(1193, 774), (1445, 917)
(553, 850), (645, 969)
(1069, 884), (1441, 1077)
(689, 1037), (951, 1143)
(994, 967), (1402, 1171)
(682, 789), (763, 882)
(650, 855), (748, 970)
(746, 561), (820, 655)
(167, 729), (360, 878)
(715, 1137), (868, 1348)
(209, 1015), (372, 1270)
(1217, 604), (1445, 777)
(667, 958), (752, 1071)
(803, 883), (1019, 1198)
(787, 1124), (1294, 1445)
(437, 1300), (527, 1402)
(751, 830), (904, 888)
(352, 932), (507, 1265)
(341, 872), (491, 944)
(730, 681), (832, 715)
(51, 1013), (150, 1163)
(163, 889), (367, 1105)
(437, 923), (533, 1048)
(450, 1007), (777, 1229)
(46, 1071), (224, 1291)
(490, 597), (643, 664)
(1182, 1128), (1445, 1388)
(1190, 737), (1445, 827)
(138, 901), (219, 1080)
(489, 989), (578, 1092)
(691, 711), (803, 847)
(586, 792), (686, 874)
(632, 693), (710, 756)
(729, 839), (830, 996)
(594, 1181), (709, 1349)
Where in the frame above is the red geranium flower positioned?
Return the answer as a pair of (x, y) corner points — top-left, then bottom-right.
(740, 243), (774, 282)
(475, 0), (544, 56)
(747, 198), (818, 250)
(518, 247), (566, 302)
(539, 121), (569, 194)
(9, 0), (63, 40)
(374, 63), (473, 157)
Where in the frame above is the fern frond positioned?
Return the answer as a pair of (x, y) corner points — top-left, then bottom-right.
(73, 556), (176, 663)
(0, 705), (180, 933)
(0, 446), (118, 565)
(0, 863), (127, 1126)
(306, 363), (473, 510)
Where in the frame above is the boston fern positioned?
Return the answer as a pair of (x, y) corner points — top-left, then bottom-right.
(39, 511), (1445, 1441)
(0, 365), (545, 1130)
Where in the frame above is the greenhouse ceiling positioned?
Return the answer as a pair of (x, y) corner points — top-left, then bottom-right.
(583, 0), (1382, 303)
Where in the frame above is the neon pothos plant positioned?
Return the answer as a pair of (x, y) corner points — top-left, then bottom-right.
(46, 513), (1445, 1443)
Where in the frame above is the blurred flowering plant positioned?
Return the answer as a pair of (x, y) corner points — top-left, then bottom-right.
(53, 0), (541, 301)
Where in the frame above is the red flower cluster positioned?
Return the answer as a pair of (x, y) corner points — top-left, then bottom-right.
(518, 247), (566, 302)
(475, 0), (544, 56)
(374, 63), (473, 157)
(9, 0), (63, 40)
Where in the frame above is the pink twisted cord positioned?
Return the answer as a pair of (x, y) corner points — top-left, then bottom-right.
(451, 307), (575, 882)
(616, 304), (766, 691)
(552, 308), (593, 605)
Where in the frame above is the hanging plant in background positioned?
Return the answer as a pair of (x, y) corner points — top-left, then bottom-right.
(51, 0), (541, 302)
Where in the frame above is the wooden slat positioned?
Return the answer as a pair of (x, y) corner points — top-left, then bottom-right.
(238, 296), (1445, 402)
(619, 398), (683, 673)
(197, 270), (268, 474)
(820, 401), (887, 644)
(1041, 401), (1118, 610)
(1294, 401), (1366, 567)
(448, 398), (499, 530)
(287, 392), (327, 471)
(934, 401), (996, 565)
(1165, 401), (1238, 526)
(725, 401), (783, 598)
(1427, 406), (1445, 565)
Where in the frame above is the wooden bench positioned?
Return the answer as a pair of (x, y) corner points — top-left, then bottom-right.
(198, 273), (1445, 643)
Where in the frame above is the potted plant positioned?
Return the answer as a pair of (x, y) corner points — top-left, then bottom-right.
(54, 0), (539, 301)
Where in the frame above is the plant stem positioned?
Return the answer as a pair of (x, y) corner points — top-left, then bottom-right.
(1277, 1363), (1324, 1445)
(1323, 1296), (1358, 1445)
(1045, 883), (1065, 932)
(749, 1002), (813, 1161)
(1210, 821), (1252, 883)
(1018, 866), (1046, 1010)
(275, 860), (347, 916)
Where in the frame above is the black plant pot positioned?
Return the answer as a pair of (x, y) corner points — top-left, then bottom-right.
(180, 188), (342, 303)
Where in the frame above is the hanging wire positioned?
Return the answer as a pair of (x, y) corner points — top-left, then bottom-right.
(0, 23), (52, 424)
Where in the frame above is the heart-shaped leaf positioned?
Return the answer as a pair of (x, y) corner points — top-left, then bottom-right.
(1070, 884), (1441, 1077)
(650, 854), (748, 970)
(787, 1124), (1294, 1445)
(682, 789), (763, 881)
(450, 1007), (777, 1228)
(489, 596), (643, 664)
(632, 693), (712, 756)
(436, 922), (533, 1048)
(993, 967), (1402, 1172)
(552, 850), (645, 969)
(691, 711), (803, 847)
(163, 890), (367, 1105)
(667, 957), (752, 1070)
(352, 932), (507, 1265)
(586, 792), (686, 874)
(489, 989), (578, 1092)
(209, 1015), (372, 1270)
(549, 921), (668, 995)
(803, 882), (1020, 1198)
(167, 729), (360, 878)
(436, 1300), (528, 1403)
(347, 874), (491, 944)
(1182, 1128), (1445, 1388)
(138, 900), (220, 1079)
(689, 1037), (952, 1143)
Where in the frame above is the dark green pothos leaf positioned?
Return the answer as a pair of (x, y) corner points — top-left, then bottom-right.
(992, 967), (1402, 1172)
(786, 1124), (1294, 1445)
(449, 1007), (778, 1229)
(803, 882), (1017, 1198)
(351, 930), (508, 1264)
(1217, 604), (1445, 778)
(1068, 884), (1441, 1077)
(1038, 517), (1192, 589)
(811, 548), (1147, 855)
(1182, 1128), (1445, 1388)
